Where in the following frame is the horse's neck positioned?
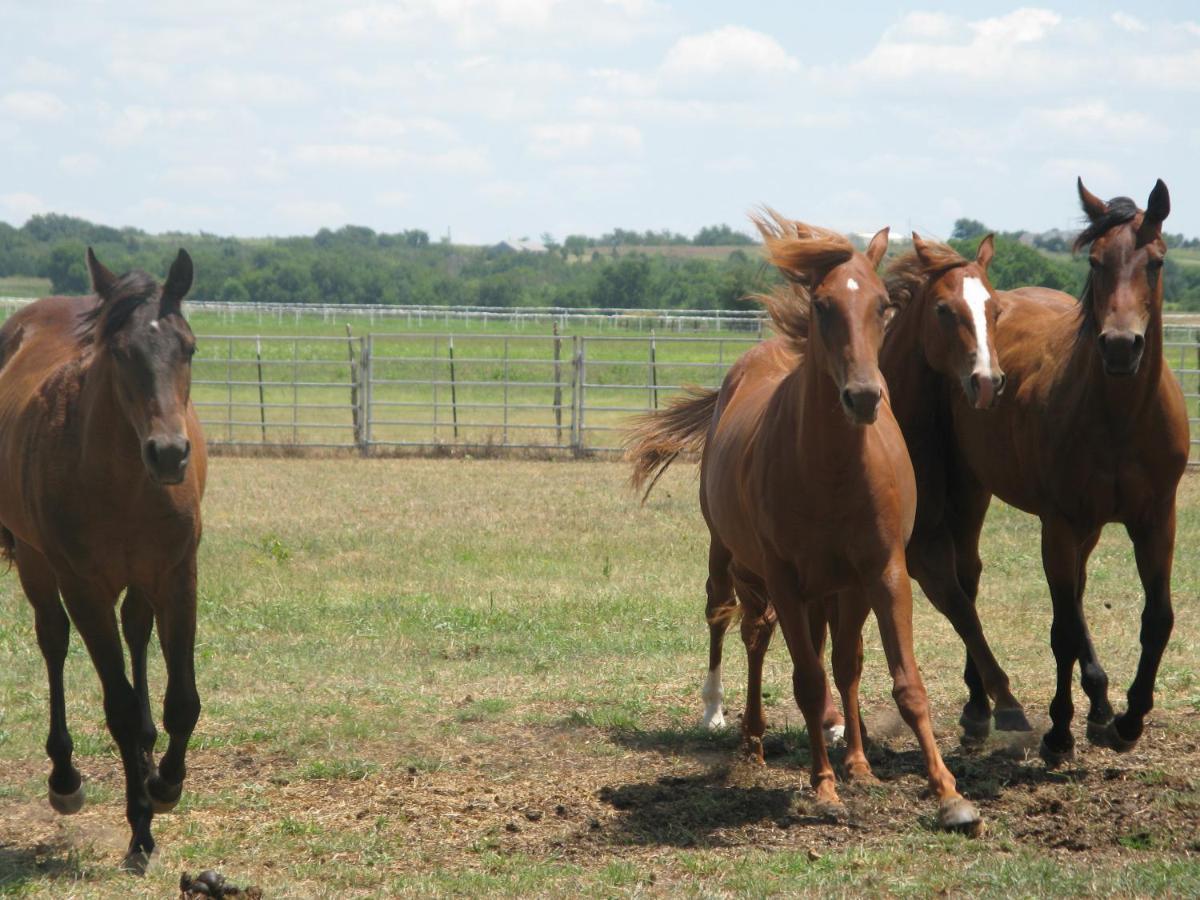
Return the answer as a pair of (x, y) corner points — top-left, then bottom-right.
(77, 356), (139, 472)
(791, 341), (867, 467)
(881, 298), (940, 427)
(1061, 303), (1164, 433)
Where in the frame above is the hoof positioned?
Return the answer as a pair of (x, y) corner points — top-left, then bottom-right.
(1039, 735), (1075, 768)
(742, 736), (765, 766)
(146, 775), (182, 814)
(1091, 719), (1138, 754)
(814, 800), (848, 823)
(48, 784), (85, 815)
(120, 849), (155, 875)
(994, 707), (1033, 733)
(1085, 716), (1113, 747)
(937, 797), (983, 836)
(959, 708), (991, 743)
(844, 766), (879, 786)
(702, 710), (727, 730)
(822, 724), (845, 746)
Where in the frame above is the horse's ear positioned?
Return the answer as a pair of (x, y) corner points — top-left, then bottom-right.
(911, 232), (935, 268)
(865, 227), (889, 267)
(975, 233), (995, 271)
(162, 248), (193, 311)
(86, 247), (118, 299)
(1077, 177), (1107, 222)
(1137, 179), (1170, 247)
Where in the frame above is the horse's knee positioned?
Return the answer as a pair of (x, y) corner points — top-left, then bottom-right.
(163, 690), (200, 737)
(891, 679), (929, 725)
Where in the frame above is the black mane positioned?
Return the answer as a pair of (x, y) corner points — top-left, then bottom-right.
(1073, 196), (1139, 252)
(79, 271), (160, 344)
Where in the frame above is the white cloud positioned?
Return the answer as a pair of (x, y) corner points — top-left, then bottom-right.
(853, 7), (1062, 83)
(100, 106), (219, 148)
(1029, 101), (1166, 142)
(1041, 158), (1121, 185)
(16, 58), (73, 86)
(527, 123), (643, 159)
(60, 153), (101, 176)
(293, 143), (490, 175)
(661, 26), (799, 78)
(1112, 12), (1148, 34)
(276, 200), (350, 231)
(159, 164), (237, 186)
(0, 192), (48, 223)
(1, 90), (67, 121)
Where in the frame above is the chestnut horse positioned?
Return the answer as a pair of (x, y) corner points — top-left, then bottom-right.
(909, 179), (1188, 762)
(627, 213), (980, 831)
(0, 249), (206, 870)
(880, 234), (1031, 740)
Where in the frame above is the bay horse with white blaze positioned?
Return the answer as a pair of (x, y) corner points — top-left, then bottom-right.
(908, 179), (1188, 762)
(627, 213), (980, 832)
(0, 249), (206, 870)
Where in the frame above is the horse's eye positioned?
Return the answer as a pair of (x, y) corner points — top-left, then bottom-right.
(1147, 259), (1164, 272)
(935, 302), (953, 319)
(1088, 257), (1102, 270)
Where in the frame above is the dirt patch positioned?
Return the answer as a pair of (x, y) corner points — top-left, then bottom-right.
(5, 708), (1196, 885)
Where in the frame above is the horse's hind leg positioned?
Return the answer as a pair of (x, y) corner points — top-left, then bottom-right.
(732, 573), (774, 762)
(121, 589), (159, 788)
(909, 525), (1023, 741)
(15, 541), (83, 814)
(147, 557), (201, 816)
(702, 538), (737, 730)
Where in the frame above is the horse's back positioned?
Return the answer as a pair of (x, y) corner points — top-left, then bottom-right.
(0, 295), (94, 392)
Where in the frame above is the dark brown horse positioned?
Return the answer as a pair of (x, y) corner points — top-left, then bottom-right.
(627, 213), (980, 831)
(0, 249), (207, 870)
(906, 179), (1188, 761)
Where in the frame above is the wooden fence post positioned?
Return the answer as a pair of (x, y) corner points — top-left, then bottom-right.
(346, 324), (362, 450)
(448, 334), (459, 440)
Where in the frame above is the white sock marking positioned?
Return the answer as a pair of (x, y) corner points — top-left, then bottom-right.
(962, 276), (991, 372)
(701, 666), (726, 729)
(823, 724), (846, 745)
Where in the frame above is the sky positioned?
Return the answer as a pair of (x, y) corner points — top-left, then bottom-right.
(2, 1), (1199, 243)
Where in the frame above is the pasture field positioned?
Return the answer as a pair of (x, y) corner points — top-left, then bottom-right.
(0, 458), (1198, 897)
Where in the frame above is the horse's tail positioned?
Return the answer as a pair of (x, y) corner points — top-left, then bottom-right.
(624, 385), (720, 503)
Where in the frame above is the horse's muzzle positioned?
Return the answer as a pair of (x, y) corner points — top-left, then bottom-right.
(841, 383), (882, 425)
(144, 435), (191, 484)
(1098, 330), (1145, 377)
(967, 371), (1006, 410)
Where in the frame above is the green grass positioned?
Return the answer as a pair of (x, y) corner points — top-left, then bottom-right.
(0, 458), (1198, 896)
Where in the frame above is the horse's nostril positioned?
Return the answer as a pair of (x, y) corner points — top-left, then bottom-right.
(145, 440), (159, 465)
(841, 388), (854, 408)
(996, 373), (1007, 394)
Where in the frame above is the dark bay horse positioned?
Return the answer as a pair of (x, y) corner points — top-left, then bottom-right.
(0, 249), (207, 870)
(627, 213), (980, 831)
(907, 179), (1188, 762)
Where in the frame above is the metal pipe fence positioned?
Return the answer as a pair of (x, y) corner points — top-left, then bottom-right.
(191, 327), (1200, 461)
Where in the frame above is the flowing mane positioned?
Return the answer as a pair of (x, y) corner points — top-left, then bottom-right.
(748, 209), (855, 355)
(78, 270), (161, 345)
(884, 241), (968, 311)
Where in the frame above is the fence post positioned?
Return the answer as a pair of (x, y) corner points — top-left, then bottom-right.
(226, 336), (233, 443)
(553, 323), (563, 446)
(573, 336), (585, 456)
(362, 334), (373, 453)
(649, 329), (658, 410)
(448, 334), (459, 440)
(346, 324), (362, 450)
(255, 336), (267, 443)
(502, 336), (509, 445)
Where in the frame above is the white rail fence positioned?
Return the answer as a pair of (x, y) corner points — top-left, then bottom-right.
(192, 328), (1200, 461)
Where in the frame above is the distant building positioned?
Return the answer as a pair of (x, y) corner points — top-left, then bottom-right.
(492, 239), (548, 254)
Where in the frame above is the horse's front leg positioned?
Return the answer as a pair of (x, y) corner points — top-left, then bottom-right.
(1038, 518), (1099, 766)
(146, 555), (202, 814)
(866, 558), (980, 833)
(1100, 507), (1176, 751)
(120, 590), (159, 788)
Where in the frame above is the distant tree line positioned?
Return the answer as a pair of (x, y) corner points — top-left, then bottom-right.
(2, 212), (1199, 310)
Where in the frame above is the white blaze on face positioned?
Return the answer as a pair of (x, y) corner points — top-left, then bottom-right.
(846, 278), (859, 291)
(701, 666), (725, 730)
(962, 276), (991, 371)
